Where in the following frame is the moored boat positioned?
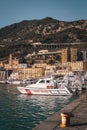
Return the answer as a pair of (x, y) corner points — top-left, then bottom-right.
(17, 77), (72, 96)
(7, 80), (21, 85)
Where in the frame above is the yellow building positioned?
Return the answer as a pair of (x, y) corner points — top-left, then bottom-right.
(32, 63), (47, 69)
(18, 67), (45, 80)
(62, 61), (87, 71)
(70, 61), (87, 71)
(61, 48), (78, 63)
(70, 48), (77, 62)
(61, 48), (68, 63)
(4, 54), (19, 70)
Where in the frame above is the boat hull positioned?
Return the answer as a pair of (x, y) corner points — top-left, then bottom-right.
(17, 87), (72, 96)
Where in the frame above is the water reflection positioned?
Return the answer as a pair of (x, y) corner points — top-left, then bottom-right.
(17, 94), (72, 115)
(0, 84), (73, 130)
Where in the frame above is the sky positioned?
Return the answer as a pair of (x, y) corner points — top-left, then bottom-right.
(0, 0), (87, 29)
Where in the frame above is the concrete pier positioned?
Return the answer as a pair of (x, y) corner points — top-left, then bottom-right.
(33, 93), (87, 130)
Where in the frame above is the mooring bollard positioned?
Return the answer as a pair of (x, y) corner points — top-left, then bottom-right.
(60, 112), (71, 128)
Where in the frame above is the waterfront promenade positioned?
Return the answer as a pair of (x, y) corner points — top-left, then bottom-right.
(33, 92), (87, 130)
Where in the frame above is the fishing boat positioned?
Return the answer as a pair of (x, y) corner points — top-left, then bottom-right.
(17, 77), (72, 96)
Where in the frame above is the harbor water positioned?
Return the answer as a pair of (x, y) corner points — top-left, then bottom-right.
(0, 84), (77, 130)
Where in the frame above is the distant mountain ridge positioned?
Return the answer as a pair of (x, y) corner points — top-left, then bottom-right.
(0, 17), (87, 59)
(0, 17), (87, 45)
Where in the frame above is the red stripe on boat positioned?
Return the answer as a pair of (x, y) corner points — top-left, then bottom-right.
(25, 89), (32, 95)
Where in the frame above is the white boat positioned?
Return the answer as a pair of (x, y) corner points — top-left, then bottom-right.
(62, 74), (83, 93)
(7, 80), (21, 85)
(17, 78), (72, 96)
(0, 80), (9, 84)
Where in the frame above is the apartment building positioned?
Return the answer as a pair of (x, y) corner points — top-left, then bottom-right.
(61, 48), (68, 63)
(70, 48), (77, 62)
(62, 61), (87, 71)
(18, 67), (45, 80)
(70, 61), (87, 71)
(61, 48), (78, 63)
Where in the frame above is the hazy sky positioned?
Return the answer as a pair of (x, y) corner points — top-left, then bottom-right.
(0, 0), (87, 28)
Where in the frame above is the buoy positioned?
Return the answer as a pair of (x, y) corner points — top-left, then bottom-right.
(60, 112), (70, 128)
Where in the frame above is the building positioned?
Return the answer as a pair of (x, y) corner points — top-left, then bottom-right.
(82, 50), (87, 61)
(56, 69), (71, 75)
(70, 48), (77, 62)
(4, 54), (19, 70)
(61, 48), (78, 63)
(18, 67), (45, 80)
(70, 61), (87, 71)
(32, 63), (47, 69)
(62, 61), (87, 71)
(61, 48), (68, 63)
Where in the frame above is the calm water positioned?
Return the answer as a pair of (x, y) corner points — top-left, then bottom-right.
(0, 84), (77, 130)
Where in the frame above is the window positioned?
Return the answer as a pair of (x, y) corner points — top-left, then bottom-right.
(46, 80), (50, 83)
(39, 80), (45, 83)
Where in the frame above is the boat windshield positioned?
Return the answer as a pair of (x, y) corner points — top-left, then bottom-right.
(38, 79), (51, 84)
(39, 80), (45, 83)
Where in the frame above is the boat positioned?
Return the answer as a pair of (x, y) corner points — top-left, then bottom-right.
(62, 73), (83, 93)
(17, 77), (72, 96)
(0, 80), (9, 84)
(7, 80), (21, 85)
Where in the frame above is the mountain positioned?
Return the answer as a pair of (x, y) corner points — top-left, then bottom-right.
(0, 17), (87, 59)
(1, 17), (87, 44)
